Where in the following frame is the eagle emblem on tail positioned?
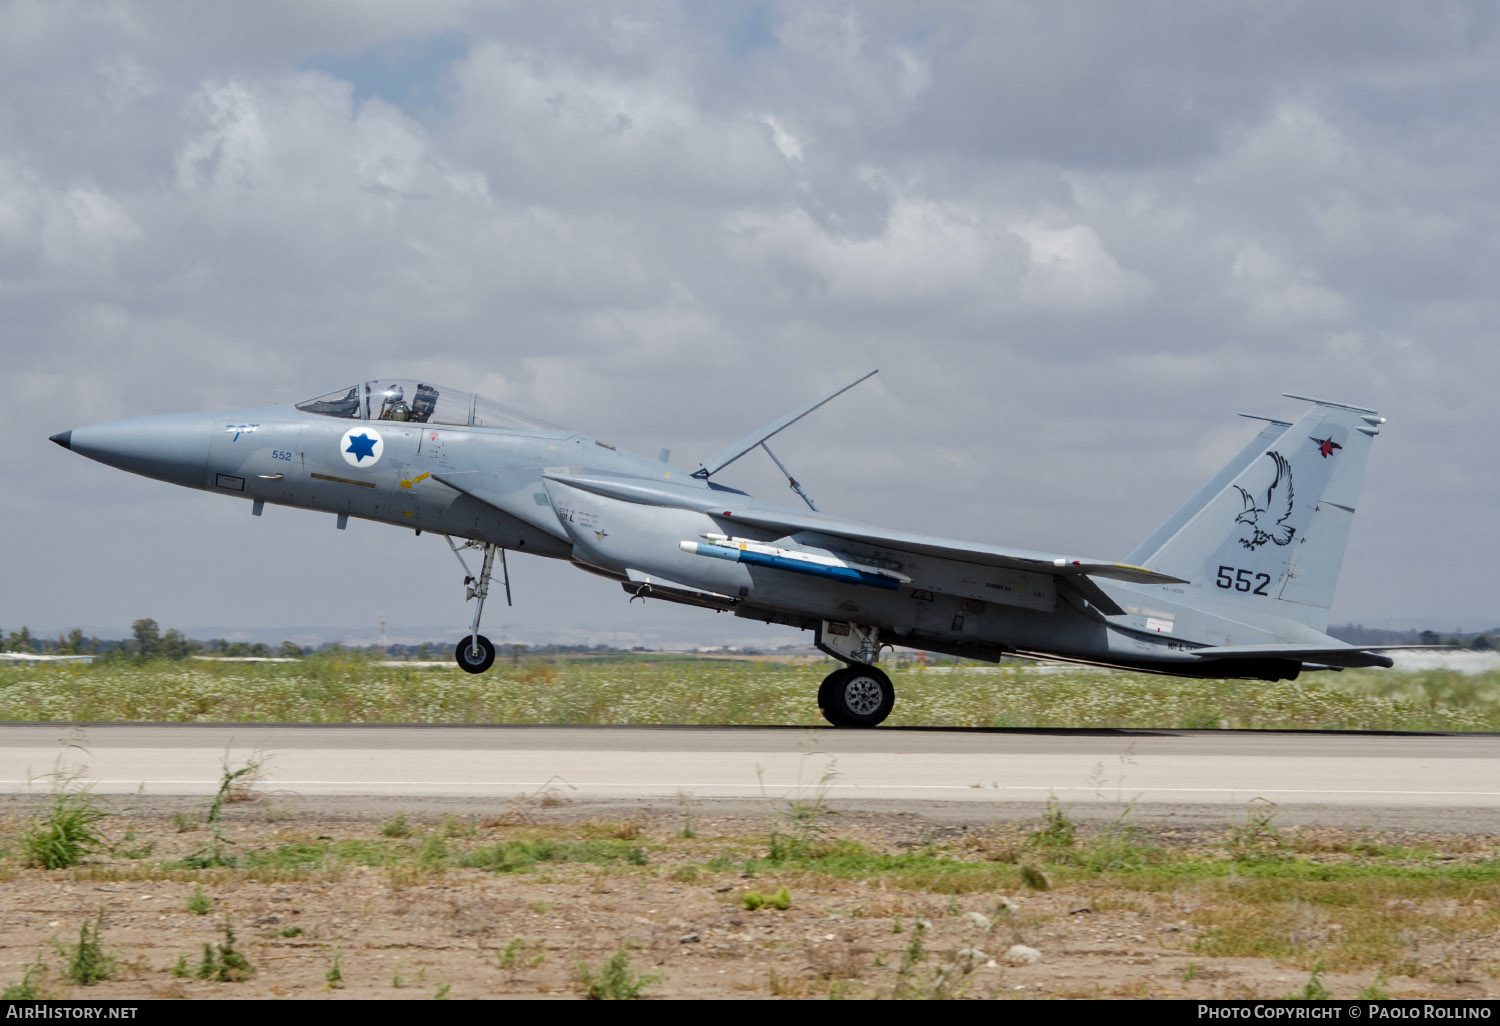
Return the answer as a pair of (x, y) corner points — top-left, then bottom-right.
(1233, 451), (1295, 550)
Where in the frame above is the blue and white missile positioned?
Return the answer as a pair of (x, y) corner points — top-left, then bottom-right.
(678, 534), (910, 591)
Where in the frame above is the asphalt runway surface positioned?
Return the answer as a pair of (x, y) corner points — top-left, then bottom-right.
(1, 723), (1495, 832)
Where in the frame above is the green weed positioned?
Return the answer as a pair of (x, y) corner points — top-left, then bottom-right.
(382, 814), (413, 838)
(1019, 864), (1050, 890)
(1290, 962), (1334, 1000)
(1, 959), (51, 999)
(1229, 799), (1286, 861)
(57, 908), (113, 986)
(185, 885), (211, 915)
(498, 937), (543, 974)
(577, 948), (659, 1000)
(325, 954), (343, 989)
(891, 920), (928, 999)
(195, 921), (253, 982)
(766, 763), (839, 862)
(499, 938), (525, 971)
(418, 833), (452, 872)
(741, 886), (792, 911)
(1032, 798), (1076, 849)
(179, 756), (262, 868)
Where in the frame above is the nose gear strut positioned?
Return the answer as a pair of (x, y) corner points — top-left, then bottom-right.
(445, 537), (510, 673)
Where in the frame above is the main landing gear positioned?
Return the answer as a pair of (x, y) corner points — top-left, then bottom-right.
(818, 664), (895, 727)
(814, 620), (895, 728)
(446, 537), (511, 674)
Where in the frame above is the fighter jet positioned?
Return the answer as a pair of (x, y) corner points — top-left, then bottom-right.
(50, 374), (1404, 727)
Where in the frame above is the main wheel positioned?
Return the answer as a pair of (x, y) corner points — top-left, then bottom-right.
(821, 664), (894, 728)
(455, 634), (496, 674)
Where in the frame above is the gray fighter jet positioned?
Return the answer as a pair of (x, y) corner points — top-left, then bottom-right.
(50, 374), (1404, 727)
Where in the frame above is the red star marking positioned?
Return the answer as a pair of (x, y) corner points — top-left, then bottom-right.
(1313, 436), (1342, 458)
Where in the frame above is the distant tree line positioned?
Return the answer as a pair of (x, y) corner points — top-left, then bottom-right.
(1330, 624), (1496, 651)
(2, 626), (781, 662)
(2, 619), (308, 660)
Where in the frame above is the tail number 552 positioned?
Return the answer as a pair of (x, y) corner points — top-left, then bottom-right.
(1216, 565), (1270, 595)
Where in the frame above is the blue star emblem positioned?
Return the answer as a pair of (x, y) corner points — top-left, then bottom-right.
(345, 432), (378, 463)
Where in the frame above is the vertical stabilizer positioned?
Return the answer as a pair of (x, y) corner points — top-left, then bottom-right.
(1134, 398), (1383, 631)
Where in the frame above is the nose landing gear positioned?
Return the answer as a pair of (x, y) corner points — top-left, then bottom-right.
(446, 537), (510, 674)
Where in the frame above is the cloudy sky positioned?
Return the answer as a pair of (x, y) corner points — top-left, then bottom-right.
(3, 1), (1496, 646)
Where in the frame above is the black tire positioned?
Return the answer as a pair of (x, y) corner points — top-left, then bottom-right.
(455, 634), (496, 674)
(822, 664), (894, 728)
(818, 668), (850, 727)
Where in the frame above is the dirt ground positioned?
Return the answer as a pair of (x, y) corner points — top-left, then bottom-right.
(0, 794), (1496, 1001)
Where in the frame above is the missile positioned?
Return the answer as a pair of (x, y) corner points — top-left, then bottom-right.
(678, 535), (909, 591)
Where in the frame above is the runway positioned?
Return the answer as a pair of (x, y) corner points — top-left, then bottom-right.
(1, 723), (1495, 830)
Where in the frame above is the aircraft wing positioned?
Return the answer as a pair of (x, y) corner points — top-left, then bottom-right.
(547, 471), (1186, 585)
(1188, 644), (1408, 669)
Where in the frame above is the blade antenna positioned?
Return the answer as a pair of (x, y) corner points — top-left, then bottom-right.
(760, 441), (818, 511)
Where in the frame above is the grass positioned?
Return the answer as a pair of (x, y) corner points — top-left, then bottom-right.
(0, 653), (1495, 729)
(463, 838), (649, 873)
(23, 775), (109, 870)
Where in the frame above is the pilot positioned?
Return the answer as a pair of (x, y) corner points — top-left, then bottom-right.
(380, 385), (410, 421)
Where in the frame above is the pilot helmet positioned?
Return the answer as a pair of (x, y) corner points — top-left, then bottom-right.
(384, 384), (405, 403)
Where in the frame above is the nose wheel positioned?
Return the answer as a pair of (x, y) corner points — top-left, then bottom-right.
(818, 664), (895, 727)
(445, 537), (510, 674)
(455, 634), (496, 674)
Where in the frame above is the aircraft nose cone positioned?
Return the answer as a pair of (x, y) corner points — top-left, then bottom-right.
(64, 413), (215, 489)
(49, 430), (72, 450)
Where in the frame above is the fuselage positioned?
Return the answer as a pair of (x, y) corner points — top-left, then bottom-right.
(54, 393), (1321, 679)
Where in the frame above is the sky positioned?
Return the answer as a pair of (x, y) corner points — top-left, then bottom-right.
(2, 1), (1496, 647)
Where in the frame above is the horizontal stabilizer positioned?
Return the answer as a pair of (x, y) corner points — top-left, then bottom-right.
(1190, 643), (1407, 669)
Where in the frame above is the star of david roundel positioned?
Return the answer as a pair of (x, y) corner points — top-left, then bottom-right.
(340, 427), (384, 468)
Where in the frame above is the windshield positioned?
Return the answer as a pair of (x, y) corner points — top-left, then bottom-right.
(294, 386), (361, 419)
(296, 380), (558, 431)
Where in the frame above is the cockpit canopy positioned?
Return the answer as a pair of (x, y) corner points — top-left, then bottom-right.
(296, 380), (557, 431)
